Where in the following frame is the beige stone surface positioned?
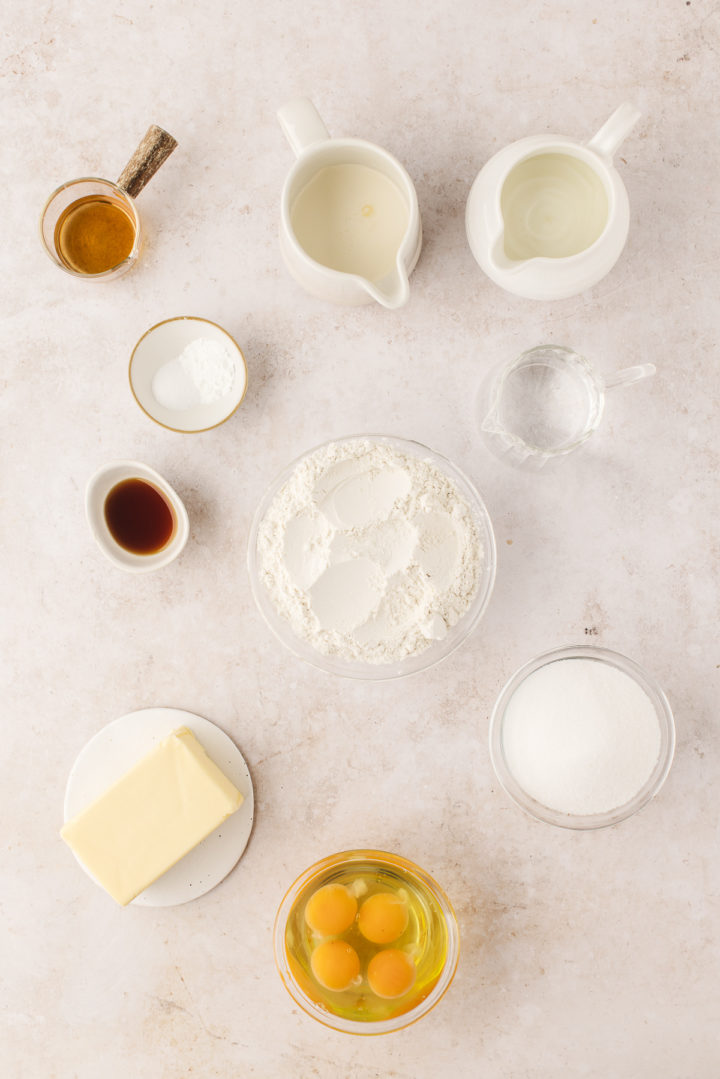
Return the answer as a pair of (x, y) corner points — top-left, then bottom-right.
(2, 0), (719, 1076)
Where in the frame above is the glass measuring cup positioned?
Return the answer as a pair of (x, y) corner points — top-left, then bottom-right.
(40, 124), (177, 280)
(479, 344), (655, 468)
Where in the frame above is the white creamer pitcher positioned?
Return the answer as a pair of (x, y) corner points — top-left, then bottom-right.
(278, 98), (422, 308)
(465, 104), (641, 300)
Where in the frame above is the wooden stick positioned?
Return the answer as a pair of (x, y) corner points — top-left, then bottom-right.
(117, 125), (178, 198)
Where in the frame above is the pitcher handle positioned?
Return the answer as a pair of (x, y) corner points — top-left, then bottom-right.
(603, 363), (656, 391)
(586, 103), (641, 161)
(277, 98), (330, 157)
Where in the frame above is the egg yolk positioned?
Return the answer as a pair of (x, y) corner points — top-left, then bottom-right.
(304, 883), (357, 936)
(358, 891), (408, 943)
(367, 948), (416, 999)
(310, 940), (361, 992)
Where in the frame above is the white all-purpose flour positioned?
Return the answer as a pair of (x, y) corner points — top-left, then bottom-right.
(256, 440), (484, 664)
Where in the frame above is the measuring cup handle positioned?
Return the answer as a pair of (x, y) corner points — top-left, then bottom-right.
(586, 103), (641, 161)
(277, 98), (330, 156)
(604, 363), (656, 390)
(117, 125), (177, 198)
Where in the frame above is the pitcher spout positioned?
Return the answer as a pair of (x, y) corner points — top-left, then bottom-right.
(363, 264), (410, 310)
(488, 232), (522, 274)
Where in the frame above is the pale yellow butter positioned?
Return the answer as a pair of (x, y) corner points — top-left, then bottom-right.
(61, 727), (243, 906)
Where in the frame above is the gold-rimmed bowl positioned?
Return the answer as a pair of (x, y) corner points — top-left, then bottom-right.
(129, 316), (248, 433)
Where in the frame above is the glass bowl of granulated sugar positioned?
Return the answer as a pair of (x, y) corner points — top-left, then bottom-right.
(489, 645), (675, 829)
(247, 435), (497, 679)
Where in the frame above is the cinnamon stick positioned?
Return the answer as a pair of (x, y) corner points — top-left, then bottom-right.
(117, 125), (178, 198)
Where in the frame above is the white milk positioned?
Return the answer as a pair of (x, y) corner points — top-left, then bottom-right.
(290, 163), (409, 281)
(501, 153), (608, 260)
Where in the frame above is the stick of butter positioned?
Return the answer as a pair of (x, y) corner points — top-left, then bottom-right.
(61, 727), (244, 906)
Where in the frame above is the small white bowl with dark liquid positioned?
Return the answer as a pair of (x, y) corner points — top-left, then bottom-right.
(85, 460), (189, 573)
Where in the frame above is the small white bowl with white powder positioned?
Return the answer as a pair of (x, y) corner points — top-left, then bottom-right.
(248, 435), (496, 679)
(489, 645), (675, 829)
(129, 316), (248, 433)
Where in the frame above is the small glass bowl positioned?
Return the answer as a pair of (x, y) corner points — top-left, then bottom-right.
(247, 434), (496, 680)
(273, 849), (460, 1036)
(489, 644), (675, 830)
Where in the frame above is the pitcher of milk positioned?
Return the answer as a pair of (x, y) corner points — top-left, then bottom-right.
(277, 98), (422, 308)
(465, 104), (641, 300)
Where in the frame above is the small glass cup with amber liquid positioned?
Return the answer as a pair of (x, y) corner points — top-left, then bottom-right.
(40, 125), (176, 280)
(40, 178), (141, 280)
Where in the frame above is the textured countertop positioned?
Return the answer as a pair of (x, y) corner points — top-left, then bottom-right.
(3, 1), (719, 1076)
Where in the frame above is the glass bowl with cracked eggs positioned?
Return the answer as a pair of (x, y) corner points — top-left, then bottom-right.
(273, 849), (460, 1035)
(247, 434), (496, 679)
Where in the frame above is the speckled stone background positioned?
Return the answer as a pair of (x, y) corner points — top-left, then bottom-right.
(2, 1), (719, 1076)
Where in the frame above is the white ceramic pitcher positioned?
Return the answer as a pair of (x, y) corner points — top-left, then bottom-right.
(465, 104), (641, 301)
(277, 98), (422, 308)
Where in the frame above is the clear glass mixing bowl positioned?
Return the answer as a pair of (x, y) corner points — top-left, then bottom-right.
(489, 644), (676, 829)
(247, 434), (496, 680)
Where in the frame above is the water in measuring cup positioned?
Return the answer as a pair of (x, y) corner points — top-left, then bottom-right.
(497, 359), (596, 451)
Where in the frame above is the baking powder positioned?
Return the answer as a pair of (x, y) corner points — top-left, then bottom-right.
(151, 337), (237, 411)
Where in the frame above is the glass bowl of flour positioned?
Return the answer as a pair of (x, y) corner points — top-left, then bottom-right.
(489, 645), (676, 829)
(248, 435), (496, 679)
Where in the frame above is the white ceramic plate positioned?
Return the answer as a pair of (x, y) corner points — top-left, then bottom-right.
(63, 708), (254, 906)
(129, 316), (248, 433)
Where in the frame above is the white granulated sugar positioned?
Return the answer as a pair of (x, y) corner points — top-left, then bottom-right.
(256, 439), (484, 664)
(502, 658), (662, 815)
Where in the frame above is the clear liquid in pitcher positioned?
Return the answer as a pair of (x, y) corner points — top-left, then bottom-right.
(501, 153), (608, 261)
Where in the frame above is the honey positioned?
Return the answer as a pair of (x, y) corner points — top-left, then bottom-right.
(54, 195), (136, 275)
